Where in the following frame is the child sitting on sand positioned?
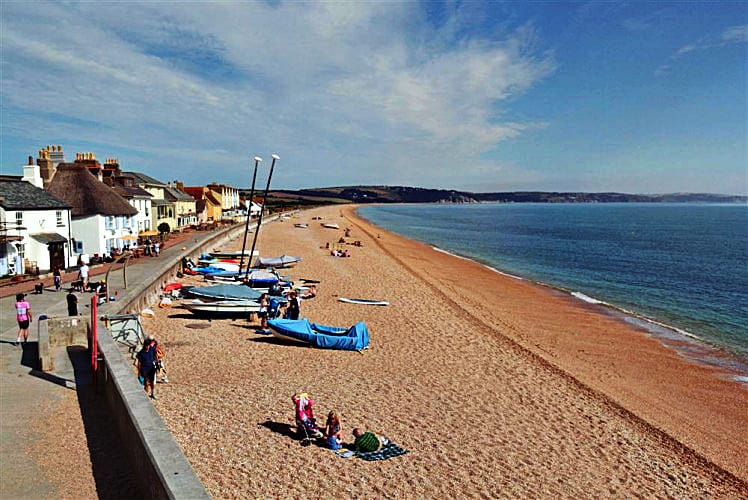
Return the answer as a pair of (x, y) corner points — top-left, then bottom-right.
(323, 411), (343, 450)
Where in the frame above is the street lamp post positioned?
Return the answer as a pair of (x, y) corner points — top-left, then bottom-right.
(239, 156), (262, 272)
(246, 154), (279, 279)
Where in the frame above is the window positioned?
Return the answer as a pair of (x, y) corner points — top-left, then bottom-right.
(15, 211), (22, 227)
(106, 216), (115, 229)
(16, 243), (25, 260)
(145, 206), (150, 217)
(56, 210), (64, 226)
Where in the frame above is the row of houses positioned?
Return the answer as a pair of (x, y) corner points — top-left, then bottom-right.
(0, 146), (259, 276)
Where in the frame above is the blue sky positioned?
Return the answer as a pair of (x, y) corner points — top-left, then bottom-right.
(1, 1), (746, 194)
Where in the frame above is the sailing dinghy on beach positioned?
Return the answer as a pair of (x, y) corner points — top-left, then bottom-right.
(255, 255), (302, 268)
(267, 319), (370, 351)
(182, 299), (261, 317)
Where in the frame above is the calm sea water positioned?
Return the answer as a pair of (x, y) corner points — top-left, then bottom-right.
(358, 203), (748, 370)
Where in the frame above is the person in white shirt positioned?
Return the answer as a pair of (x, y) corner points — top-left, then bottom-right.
(78, 263), (90, 291)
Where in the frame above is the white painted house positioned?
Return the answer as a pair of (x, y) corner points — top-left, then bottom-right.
(0, 166), (73, 275)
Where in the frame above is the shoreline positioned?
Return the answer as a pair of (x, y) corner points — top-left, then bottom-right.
(359, 206), (748, 383)
(343, 205), (747, 480)
(148, 204), (746, 497)
(449, 242), (748, 384)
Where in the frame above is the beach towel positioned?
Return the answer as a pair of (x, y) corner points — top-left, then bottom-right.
(335, 442), (408, 461)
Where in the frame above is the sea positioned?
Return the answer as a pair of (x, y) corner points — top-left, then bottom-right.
(358, 203), (748, 380)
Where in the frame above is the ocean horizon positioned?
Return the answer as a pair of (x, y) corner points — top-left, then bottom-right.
(358, 203), (748, 379)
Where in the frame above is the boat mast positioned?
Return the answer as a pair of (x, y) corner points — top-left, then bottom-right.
(239, 156), (262, 272)
(246, 154), (279, 279)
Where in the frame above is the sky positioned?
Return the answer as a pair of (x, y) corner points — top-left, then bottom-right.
(1, 1), (746, 194)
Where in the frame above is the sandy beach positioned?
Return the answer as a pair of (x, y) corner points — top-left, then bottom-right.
(143, 205), (747, 498)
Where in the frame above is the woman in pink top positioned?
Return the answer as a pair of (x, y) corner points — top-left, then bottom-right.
(14, 293), (32, 345)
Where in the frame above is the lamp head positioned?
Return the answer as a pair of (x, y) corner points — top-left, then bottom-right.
(272, 154), (280, 160)
(254, 157), (263, 163)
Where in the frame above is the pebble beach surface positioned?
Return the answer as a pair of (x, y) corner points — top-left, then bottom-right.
(144, 205), (746, 498)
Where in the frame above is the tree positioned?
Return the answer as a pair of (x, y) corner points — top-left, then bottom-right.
(157, 222), (171, 236)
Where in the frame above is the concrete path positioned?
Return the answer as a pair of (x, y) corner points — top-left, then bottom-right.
(0, 226), (245, 498)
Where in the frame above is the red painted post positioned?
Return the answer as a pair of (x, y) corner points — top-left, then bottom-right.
(91, 295), (98, 377)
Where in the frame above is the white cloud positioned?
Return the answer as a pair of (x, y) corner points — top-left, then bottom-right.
(1, 1), (553, 189)
(657, 24), (748, 76)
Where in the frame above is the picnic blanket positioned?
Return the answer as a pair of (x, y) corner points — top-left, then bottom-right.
(335, 442), (408, 461)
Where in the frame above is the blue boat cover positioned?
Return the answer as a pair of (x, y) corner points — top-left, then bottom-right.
(188, 284), (263, 301)
(268, 319), (369, 351)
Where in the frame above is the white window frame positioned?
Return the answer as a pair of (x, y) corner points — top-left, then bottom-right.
(56, 210), (64, 226)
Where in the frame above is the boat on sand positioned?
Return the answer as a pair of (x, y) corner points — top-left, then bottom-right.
(267, 319), (370, 351)
(255, 255), (302, 268)
(183, 299), (260, 317)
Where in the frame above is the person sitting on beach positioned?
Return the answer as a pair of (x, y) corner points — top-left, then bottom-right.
(292, 393), (322, 438)
(323, 411), (343, 450)
(352, 428), (384, 453)
(300, 285), (317, 300)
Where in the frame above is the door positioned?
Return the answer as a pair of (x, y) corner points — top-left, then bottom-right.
(48, 242), (65, 271)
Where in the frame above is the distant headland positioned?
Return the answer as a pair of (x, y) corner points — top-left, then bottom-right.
(259, 185), (747, 207)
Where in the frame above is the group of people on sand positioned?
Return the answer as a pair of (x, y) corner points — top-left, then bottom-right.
(292, 393), (387, 453)
(256, 285), (317, 331)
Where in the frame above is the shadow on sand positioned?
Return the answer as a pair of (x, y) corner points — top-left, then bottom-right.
(67, 345), (140, 499)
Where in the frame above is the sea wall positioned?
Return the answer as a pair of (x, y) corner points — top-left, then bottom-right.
(91, 222), (252, 498)
(88, 217), (278, 499)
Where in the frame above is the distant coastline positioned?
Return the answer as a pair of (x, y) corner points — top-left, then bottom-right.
(266, 185), (748, 206)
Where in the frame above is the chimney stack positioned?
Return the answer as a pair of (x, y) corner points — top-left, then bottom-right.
(37, 148), (55, 188)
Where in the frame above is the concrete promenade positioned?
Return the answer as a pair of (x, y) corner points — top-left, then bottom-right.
(0, 225), (249, 498)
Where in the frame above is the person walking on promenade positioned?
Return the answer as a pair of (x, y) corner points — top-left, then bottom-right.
(66, 290), (78, 316)
(53, 266), (62, 291)
(153, 241), (160, 257)
(136, 337), (158, 399)
(14, 293), (32, 345)
(78, 261), (90, 291)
